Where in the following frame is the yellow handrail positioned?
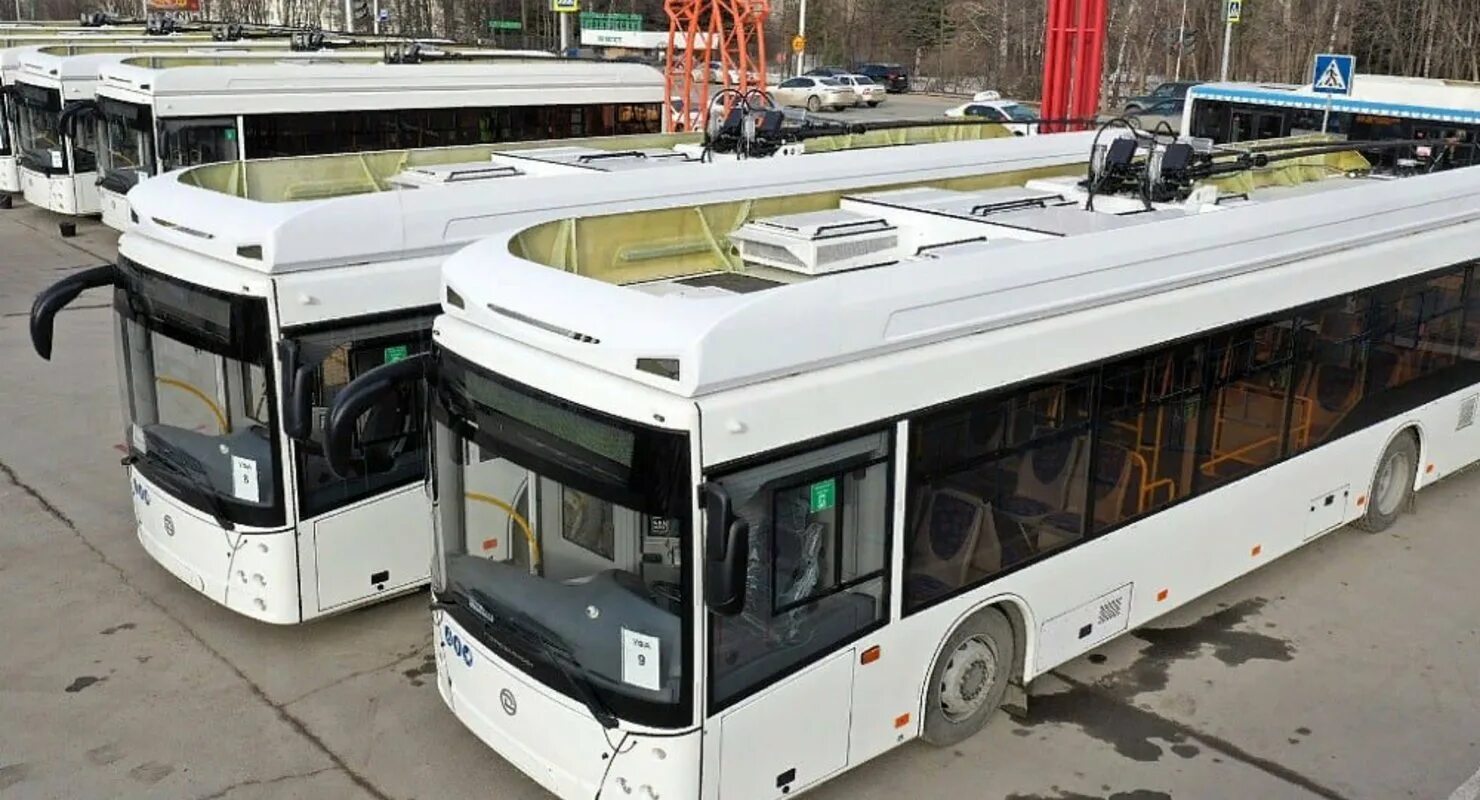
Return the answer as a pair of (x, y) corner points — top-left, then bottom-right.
(155, 376), (228, 434)
(465, 491), (541, 568)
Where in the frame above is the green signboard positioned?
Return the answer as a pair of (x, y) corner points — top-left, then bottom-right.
(488, 19), (523, 31)
(580, 11), (642, 31)
(809, 478), (837, 514)
(384, 344), (410, 364)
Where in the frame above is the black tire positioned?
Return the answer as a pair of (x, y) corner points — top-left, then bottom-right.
(922, 608), (1016, 747)
(867, 101), (881, 108)
(806, 95), (821, 112)
(1356, 431), (1418, 532)
(1125, 104), (1143, 113)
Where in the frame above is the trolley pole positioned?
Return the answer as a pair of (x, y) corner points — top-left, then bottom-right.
(1220, 18), (1233, 81)
(794, 0), (808, 76)
(1173, 0), (1189, 81)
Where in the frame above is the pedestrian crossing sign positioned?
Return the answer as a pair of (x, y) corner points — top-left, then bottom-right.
(1312, 53), (1355, 96)
(1225, 0), (1242, 23)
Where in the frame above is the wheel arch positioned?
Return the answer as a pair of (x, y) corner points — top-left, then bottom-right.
(915, 592), (1038, 718)
(1375, 421), (1426, 492)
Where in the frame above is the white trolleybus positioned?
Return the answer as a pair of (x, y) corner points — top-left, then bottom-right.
(8, 41), (360, 214)
(89, 55), (661, 230)
(1, 34), (227, 196)
(1185, 74), (1480, 171)
(320, 135), (1480, 799)
(28, 128), (1073, 624)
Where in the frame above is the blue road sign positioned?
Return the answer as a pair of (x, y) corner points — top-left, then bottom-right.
(1312, 53), (1356, 96)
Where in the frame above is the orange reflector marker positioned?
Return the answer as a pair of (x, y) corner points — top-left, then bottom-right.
(861, 646), (881, 665)
(1426, 463), (1436, 474)
(482, 538), (499, 551)
(1156, 589), (1169, 602)
(1356, 495), (1366, 507)
(894, 713), (910, 729)
(1251, 545), (1262, 557)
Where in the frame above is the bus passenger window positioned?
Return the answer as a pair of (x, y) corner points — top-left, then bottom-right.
(1095, 341), (1205, 531)
(905, 372), (1094, 610)
(1196, 320), (1294, 491)
(707, 433), (889, 708)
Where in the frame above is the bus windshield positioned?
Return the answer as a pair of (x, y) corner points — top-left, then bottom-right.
(98, 98), (155, 192)
(432, 354), (692, 729)
(114, 257), (282, 528)
(14, 84), (63, 173)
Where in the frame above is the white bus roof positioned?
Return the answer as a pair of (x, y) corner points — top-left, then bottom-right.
(123, 131), (1091, 280)
(16, 49), (133, 94)
(1190, 74), (1480, 125)
(434, 146), (1479, 399)
(95, 59), (664, 116)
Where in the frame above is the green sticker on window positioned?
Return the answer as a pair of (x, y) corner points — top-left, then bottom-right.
(224, 129), (237, 141)
(809, 478), (837, 513)
(384, 344), (410, 364)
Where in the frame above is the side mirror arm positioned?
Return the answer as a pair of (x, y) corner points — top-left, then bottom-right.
(31, 264), (118, 360)
(324, 354), (432, 478)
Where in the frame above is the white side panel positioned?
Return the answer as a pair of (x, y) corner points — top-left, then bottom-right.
(1303, 486), (1350, 541)
(0, 156), (18, 193)
(718, 648), (854, 799)
(311, 484), (431, 612)
(73, 173), (100, 215)
(1036, 583), (1133, 671)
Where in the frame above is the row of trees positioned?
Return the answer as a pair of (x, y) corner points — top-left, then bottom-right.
(13, 0), (1480, 102)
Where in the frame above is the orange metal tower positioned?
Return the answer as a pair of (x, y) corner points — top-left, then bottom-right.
(664, 0), (770, 132)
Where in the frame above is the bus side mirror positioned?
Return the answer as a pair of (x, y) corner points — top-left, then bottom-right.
(31, 264), (118, 360)
(324, 354), (430, 478)
(277, 340), (316, 441)
(700, 482), (749, 616)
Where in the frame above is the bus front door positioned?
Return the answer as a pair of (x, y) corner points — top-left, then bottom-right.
(703, 432), (893, 799)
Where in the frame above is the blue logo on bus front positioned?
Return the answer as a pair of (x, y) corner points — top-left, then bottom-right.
(132, 480), (150, 506)
(444, 625), (474, 667)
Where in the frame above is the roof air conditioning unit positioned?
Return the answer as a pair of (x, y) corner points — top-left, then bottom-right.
(728, 210), (899, 276)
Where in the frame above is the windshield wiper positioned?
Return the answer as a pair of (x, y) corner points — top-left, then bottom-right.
(462, 589), (619, 730)
(126, 439), (236, 531)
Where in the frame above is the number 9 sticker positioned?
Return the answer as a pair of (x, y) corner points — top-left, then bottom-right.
(620, 628), (660, 691)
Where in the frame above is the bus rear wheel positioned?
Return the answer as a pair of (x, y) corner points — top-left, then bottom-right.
(1357, 431), (1418, 533)
(922, 607), (1016, 746)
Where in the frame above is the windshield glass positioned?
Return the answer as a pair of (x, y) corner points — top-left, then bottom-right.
(1003, 104), (1037, 122)
(433, 354), (692, 729)
(14, 84), (63, 173)
(99, 99), (155, 191)
(114, 257), (283, 528)
(159, 117), (239, 172)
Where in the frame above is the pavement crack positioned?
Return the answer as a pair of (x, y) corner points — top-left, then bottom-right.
(1, 303), (111, 319)
(191, 766), (336, 800)
(280, 643), (432, 708)
(1048, 670), (1353, 800)
(0, 458), (395, 800)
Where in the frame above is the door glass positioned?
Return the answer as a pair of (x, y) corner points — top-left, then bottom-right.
(708, 432), (891, 710)
(291, 316), (432, 519)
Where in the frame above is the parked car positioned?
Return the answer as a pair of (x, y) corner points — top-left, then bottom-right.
(1124, 97), (1186, 133)
(945, 99), (1039, 135)
(834, 74), (887, 107)
(772, 76), (856, 112)
(855, 62), (909, 93)
(1123, 80), (1201, 112)
(694, 60), (741, 83)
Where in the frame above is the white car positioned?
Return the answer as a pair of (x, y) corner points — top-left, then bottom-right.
(771, 76), (857, 112)
(693, 60), (741, 83)
(945, 98), (1040, 135)
(834, 74), (887, 107)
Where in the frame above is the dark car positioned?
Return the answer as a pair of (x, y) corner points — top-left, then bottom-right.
(856, 62), (909, 93)
(804, 66), (850, 78)
(1123, 80), (1201, 112)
